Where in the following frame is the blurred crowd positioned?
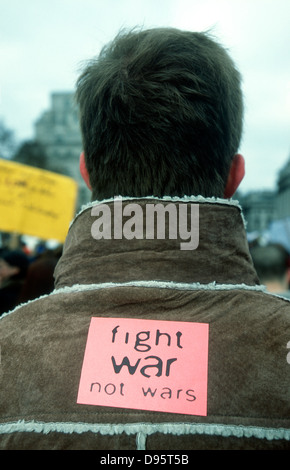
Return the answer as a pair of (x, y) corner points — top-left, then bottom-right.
(249, 240), (290, 298)
(0, 240), (62, 315)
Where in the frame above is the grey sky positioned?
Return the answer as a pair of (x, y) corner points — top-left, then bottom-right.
(0, 0), (289, 194)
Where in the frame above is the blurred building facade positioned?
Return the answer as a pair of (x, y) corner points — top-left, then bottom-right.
(35, 92), (90, 209)
(276, 158), (290, 220)
(238, 190), (276, 233)
(238, 156), (290, 244)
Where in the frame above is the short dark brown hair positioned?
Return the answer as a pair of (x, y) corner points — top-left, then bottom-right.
(75, 27), (243, 199)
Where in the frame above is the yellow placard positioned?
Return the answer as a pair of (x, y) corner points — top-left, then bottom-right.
(0, 158), (78, 242)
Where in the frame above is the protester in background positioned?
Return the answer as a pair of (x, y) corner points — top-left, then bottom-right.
(250, 243), (290, 298)
(18, 251), (59, 303)
(0, 249), (29, 314)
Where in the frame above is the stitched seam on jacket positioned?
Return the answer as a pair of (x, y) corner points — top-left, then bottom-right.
(0, 281), (269, 319)
(52, 281), (267, 294)
(4, 279), (288, 320)
(75, 195), (243, 221)
(72, 195), (247, 231)
(1, 420), (290, 446)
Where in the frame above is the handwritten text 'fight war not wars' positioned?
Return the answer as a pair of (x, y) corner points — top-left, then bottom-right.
(89, 324), (196, 402)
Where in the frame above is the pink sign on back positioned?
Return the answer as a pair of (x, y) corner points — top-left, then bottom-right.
(77, 317), (209, 416)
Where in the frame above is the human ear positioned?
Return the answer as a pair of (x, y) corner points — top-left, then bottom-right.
(79, 152), (92, 190)
(224, 153), (245, 198)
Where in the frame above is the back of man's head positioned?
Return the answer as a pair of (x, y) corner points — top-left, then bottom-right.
(75, 27), (244, 200)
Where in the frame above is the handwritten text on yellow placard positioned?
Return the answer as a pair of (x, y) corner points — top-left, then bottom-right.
(0, 158), (77, 242)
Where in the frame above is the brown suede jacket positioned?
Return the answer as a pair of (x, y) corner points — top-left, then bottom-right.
(1, 197), (290, 450)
